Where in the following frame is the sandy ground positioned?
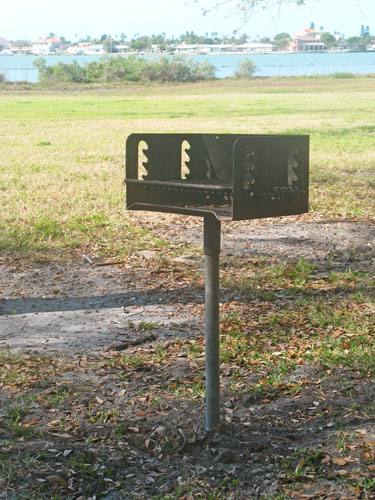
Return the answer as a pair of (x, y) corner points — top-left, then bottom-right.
(1, 215), (374, 355)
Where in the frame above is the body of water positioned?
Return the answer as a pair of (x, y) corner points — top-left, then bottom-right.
(1, 51), (375, 82)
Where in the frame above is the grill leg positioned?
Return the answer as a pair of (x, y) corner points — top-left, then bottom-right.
(203, 215), (221, 431)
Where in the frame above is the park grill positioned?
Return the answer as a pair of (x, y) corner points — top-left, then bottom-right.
(125, 133), (309, 430)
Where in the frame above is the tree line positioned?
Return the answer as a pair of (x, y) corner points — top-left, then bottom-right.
(11, 24), (374, 54)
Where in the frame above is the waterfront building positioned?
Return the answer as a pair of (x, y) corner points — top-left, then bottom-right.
(32, 37), (62, 55)
(290, 28), (325, 52)
(234, 42), (274, 53)
(9, 45), (32, 55)
(83, 44), (105, 55)
(174, 43), (234, 53)
(116, 44), (130, 53)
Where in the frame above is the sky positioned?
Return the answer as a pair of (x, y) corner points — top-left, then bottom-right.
(1, 0), (374, 42)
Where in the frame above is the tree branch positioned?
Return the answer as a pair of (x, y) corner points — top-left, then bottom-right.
(192, 0), (305, 26)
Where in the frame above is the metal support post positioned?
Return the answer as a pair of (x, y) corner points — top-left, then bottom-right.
(203, 214), (221, 431)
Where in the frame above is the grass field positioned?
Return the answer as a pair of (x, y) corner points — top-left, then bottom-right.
(1, 76), (375, 258)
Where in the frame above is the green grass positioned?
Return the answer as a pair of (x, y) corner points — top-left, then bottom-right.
(1, 77), (375, 258)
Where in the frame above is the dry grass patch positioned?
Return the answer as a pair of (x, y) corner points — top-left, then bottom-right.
(1, 78), (375, 258)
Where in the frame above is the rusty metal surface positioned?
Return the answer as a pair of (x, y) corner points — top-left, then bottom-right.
(125, 133), (309, 221)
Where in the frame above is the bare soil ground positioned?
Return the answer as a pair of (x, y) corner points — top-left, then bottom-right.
(1, 214), (375, 499)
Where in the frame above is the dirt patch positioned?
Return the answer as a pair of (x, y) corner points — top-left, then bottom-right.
(1, 215), (375, 499)
(1, 215), (374, 354)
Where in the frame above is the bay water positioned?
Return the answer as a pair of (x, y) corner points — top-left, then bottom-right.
(1, 51), (375, 83)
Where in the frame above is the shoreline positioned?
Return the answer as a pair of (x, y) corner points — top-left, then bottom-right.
(0, 49), (365, 57)
(2, 51), (375, 83)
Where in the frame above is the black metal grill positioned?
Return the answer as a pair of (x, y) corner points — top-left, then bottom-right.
(125, 133), (309, 221)
(124, 133), (309, 431)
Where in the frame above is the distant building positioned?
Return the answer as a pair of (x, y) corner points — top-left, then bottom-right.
(116, 44), (129, 53)
(174, 44), (203, 54)
(9, 45), (33, 55)
(234, 42), (274, 53)
(66, 43), (92, 55)
(290, 29), (325, 51)
(83, 44), (104, 55)
(0, 37), (10, 50)
(174, 43), (233, 54)
(66, 45), (84, 55)
(32, 37), (62, 55)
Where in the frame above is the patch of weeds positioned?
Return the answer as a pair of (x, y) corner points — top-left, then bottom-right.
(155, 475), (232, 499)
(335, 429), (357, 452)
(311, 334), (375, 373)
(121, 353), (147, 369)
(328, 269), (368, 287)
(42, 384), (73, 407)
(282, 448), (324, 480)
(154, 344), (168, 360)
(260, 492), (288, 500)
(220, 330), (253, 367)
(149, 394), (161, 406)
(68, 452), (114, 497)
(361, 476), (375, 489)
(185, 340), (204, 356)
(32, 217), (60, 239)
(116, 372), (128, 382)
(2, 407), (34, 438)
(69, 453), (101, 475)
(138, 321), (157, 331)
(0, 451), (46, 491)
(0, 352), (70, 389)
(284, 258), (316, 286)
(332, 72), (355, 79)
(114, 422), (128, 437)
(169, 377), (205, 398)
(223, 257), (317, 300)
(253, 375), (286, 396)
(87, 408), (119, 424)
(0, 439), (14, 449)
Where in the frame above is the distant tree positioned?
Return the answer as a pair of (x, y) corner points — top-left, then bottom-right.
(11, 39), (31, 47)
(310, 22), (315, 30)
(273, 32), (291, 50)
(129, 36), (151, 51)
(103, 37), (116, 53)
(33, 57), (52, 80)
(320, 32), (337, 49)
(48, 32), (56, 38)
(259, 37), (271, 43)
(237, 34), (248, 44)
(358, 25), (370, 38)
(234, 57), (257, 78)
(346, 36), (366, 51)
(151, 33), (169, 51)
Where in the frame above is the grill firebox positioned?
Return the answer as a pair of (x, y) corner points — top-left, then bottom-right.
(125, 133), (309, 220)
